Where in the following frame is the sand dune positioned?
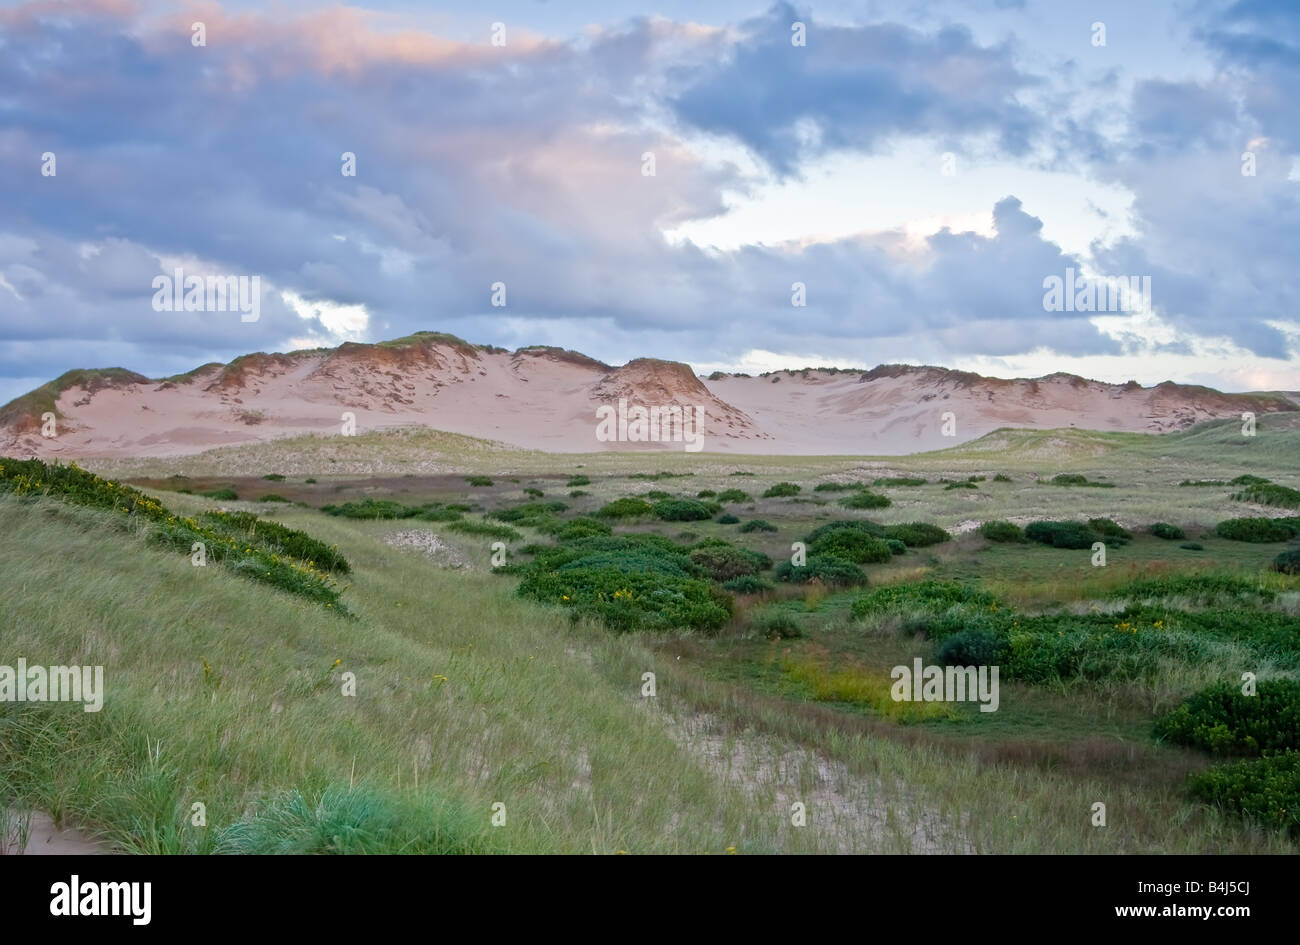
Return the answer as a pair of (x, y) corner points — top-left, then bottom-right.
(1, 332), (1294, 458)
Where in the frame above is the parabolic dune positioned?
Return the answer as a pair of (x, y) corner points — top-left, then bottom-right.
(1, 331), (1296, 458)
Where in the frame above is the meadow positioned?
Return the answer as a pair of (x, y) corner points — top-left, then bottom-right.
(2, 413), (1298, 853)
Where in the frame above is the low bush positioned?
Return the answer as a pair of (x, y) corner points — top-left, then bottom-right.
(885, 539), (906, 555)
(1155, 681), (1300, 756)
(813, 482), (863, 492)
(1233, 482), (1300, 510)
(262, 473), (286, 481)
(723, 575), (775, 594)
(1181, 542), (1204, 551)
(937, 628), (1008, 667)
(1150, 522), (1185, 540)
(753, 610), (802, 640)
(839, 491), (891, 509)
(873, 477), (926, 487)
(739, 519), (777, 533)
(762, 482), (801, 498)
(689, 542), (770, 582)
(202, 510), (350, 574)
(1214, 517), (1296, 543)
(653, 498), (719, 522)
(595, 497), (654, 519)
(445, 519), (523, 542)
(882, 522), (950, 547)
(1187, 752), (1300, 838)
(944, 481), (977, 490)
(697, 490), (716, 498)
(465, 476), (494, 487)
(566, 475), (591, 487)
(202, 487), (239, 500)
(717, 513), (740, 524)
(979, 520), (1023, 543)
(258, 493), (290, 503)
(1087, 517), (1132, 544)
(993, 474), (1012, 483)
(773, 554), (866, 588)
(807, 526), (893, 564)
(716, 488), (751, 503)
(1024, 520), (1099, 549)
(1273, 548), (1300, 575)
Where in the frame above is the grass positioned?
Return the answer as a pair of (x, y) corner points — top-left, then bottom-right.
(6, 420), (1300, 854)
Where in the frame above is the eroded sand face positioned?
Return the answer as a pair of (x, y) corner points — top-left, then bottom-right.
(2, 810), (107, 855)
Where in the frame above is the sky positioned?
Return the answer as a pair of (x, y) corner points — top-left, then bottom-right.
(1, 0), (1298, 405)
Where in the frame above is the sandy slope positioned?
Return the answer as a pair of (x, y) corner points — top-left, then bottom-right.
(1, 335), (1293, 458)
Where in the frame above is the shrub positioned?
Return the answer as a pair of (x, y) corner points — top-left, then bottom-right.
(595, 497), (654, 519)
(566, 475), (591, 487)
(1187, 752), (1300, 837)
(465, 476), (493, 487)
(739, 519), (777, 533)
(716, 488), (751, 503)
(717, 514), (740, 524)
(838, 491), (891, 509)
(1179, 479), (1227, 487)
(979, 520), (1023, 543)
(653, 498), (718, 522)
(882, 522), (950, 547)
(873, 477), (926, 487)
(753, 610), (802, 640)
(773, 554), (866, 588)
(805, 520), (884, 542)
(1155, 681), (1300, 756)
(445, 519), (523, 542)
(813, 482), (863, 492)
(690, 543), (768, 582)
(1087, 517), (1132, 544)
(1233, 482), (1300, 510)
(555, 516), (612, 541)
(201, 487), (239, 500)
(258, 493), (289, 503)
(807, 527), (893, 564)
(568, 490), (589, 498)
(304, 478), (317, 484)
(885, 538), (906, 555)
(1024, 520), (1098, 549)
(523, 488), (544, 498)
(201, 510), (350, 574)
(1050, 473), (1088, 486)
(262, 473), (286, 481)
(696, 490), (716, 498)
(644, 490), (671, 500)
(1214, 517), (1296, 543)
(322, 498), (418, 519)
(937, 629), (1007, 667)
(945, 481), (977, 490)
(1150, 522), (1185, 540)
(723, 575), (774, 595)
(729, 471), (755, 476)
(1272, 548), (1300, 575)
(993, 474), (1012, 483)
(1180, 542), (1204, 551)
(762, 482), (801, 498)
(850, 581), (997, 622)
(1230, 474), (1271, 486)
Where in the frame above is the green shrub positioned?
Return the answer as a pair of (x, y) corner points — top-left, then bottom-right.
(993, 474), (1012, 483)
(1230, 474), (1271, 486)
(850, 581), (997, 622)
(595, 497), (654, 519)
(258, 493), (289, 503)
(1187, 752), (1300, 837)
(1180, 542), (1204, 551)
(1214, 517), (1296, 543)
(202, 510), (350, 574)
(555, 516), (612, 541)
(1048, 473), (1114, 488)
(723, 575), (775, 594)
(807, 527), (893, 564)
(568, 490), (588, 498)
(937, 629), (1007, 667)
(689, 542), (769, 581)
(644, 490), (671, 500)
(882, 522), (950, 547)
(1155, 681), (1300, 756)
(979, 520), (1023, 543)
(1024, 520), (1099, 549)
(304, 478), (317, 484)
(1273, 548), (1300, 575)
(730, 471), (755, 476)
(762, 482), (801, 498)
(261, 473), (285, 482)
(445, 519), (523, 542)
(465, 476), (494, 487)
(739, 519), (777, 533)
(813, 482), (863, 492)
(628, 471), (690, 481)
(1179, 479), (1227, 487)
(201, 487), (239, 500)
(322, 498), (416, 519)
(717, 514), (740, 524)
(805, 520), (884, 542)
(566, 475), (591, 487)
(1087, 517), (1132, 544)
(944, 481), (977, 490)
(1150, 522), (1185, 540)
(873, 477), (926, 487)
(716, 488), (751, 503)
(1233, 482), (1300, 510)
(524, 488), (544, 498)
(773, 554), (866, 588)
(885, 538), (906, 555)
(653, 498), (718, 522)
(753, 610), (802, 640)
(839, 491), (891, 509)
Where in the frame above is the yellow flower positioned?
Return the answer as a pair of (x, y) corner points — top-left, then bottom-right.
(725, 846), (736, 854)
